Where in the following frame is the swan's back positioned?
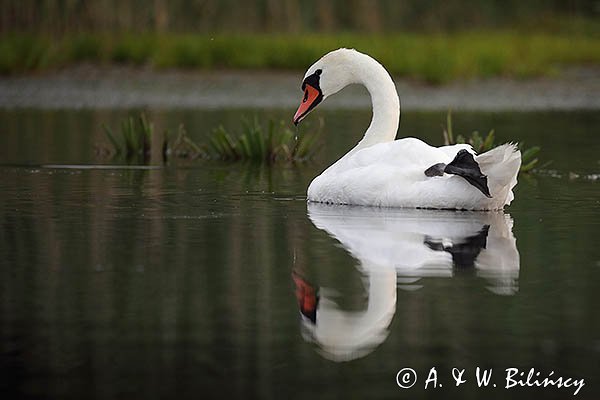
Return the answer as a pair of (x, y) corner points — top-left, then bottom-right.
(308, 138), (521, 210)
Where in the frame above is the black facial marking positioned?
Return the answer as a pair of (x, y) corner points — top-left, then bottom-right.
(296, 69), (325, 125)
(301, 70), (322, 91)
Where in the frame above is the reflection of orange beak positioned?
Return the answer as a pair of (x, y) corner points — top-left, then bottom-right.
(293, 84), (322, 125)
(292, 271), (318, 323)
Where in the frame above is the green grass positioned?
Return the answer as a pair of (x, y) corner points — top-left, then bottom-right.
(2, 31), (600, 82)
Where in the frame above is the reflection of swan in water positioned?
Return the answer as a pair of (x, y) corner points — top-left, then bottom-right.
(293, 203), (520, 362)
(293, 263), (396, 362)
(309, 203), (520, 294)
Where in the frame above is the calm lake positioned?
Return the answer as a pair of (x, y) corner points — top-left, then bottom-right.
(1, 109), (599, 399)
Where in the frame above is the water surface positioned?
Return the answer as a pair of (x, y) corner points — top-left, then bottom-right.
(1, 110), (599, 399)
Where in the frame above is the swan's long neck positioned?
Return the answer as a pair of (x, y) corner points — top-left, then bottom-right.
(352, 54), (400, 150)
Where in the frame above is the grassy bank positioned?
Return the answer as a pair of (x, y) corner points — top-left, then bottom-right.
(2, 32), (600, 83)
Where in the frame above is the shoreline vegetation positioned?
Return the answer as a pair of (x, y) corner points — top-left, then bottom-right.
(2, 31), (600, 83)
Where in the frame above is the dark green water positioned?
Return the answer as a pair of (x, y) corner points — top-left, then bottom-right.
(1, 110), (599, 399)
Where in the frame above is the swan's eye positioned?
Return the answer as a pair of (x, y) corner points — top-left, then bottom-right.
(303, 89), (309, 103)
(315, 69), (322, 75)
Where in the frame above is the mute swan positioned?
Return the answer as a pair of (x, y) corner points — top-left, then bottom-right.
(293, 48), (521, 210)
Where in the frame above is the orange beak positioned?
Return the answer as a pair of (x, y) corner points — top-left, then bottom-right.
(293, 84), (322, 125)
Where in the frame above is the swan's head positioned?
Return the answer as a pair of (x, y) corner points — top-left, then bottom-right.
(293, 48), (358, 125)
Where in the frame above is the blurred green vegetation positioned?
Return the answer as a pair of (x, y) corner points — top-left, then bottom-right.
(1, 1), (599, 81)
(2, 32), (600, 82)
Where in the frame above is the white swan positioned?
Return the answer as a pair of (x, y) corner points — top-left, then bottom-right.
(293, 48), (521, 210)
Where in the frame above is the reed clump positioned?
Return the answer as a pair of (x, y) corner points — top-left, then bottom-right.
(102, 114), (157, 163)
(207, 117), (321, 162)
(99, 114), (321, 164)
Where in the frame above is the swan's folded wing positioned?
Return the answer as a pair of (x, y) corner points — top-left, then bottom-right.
(350, 137), (459, 169)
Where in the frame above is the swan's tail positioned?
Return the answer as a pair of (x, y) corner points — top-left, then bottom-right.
(476, 144), (521, 206)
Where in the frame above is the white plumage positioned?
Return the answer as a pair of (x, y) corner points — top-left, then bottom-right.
(295, 49), (521, 210)
(309, 139), (521, 209)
